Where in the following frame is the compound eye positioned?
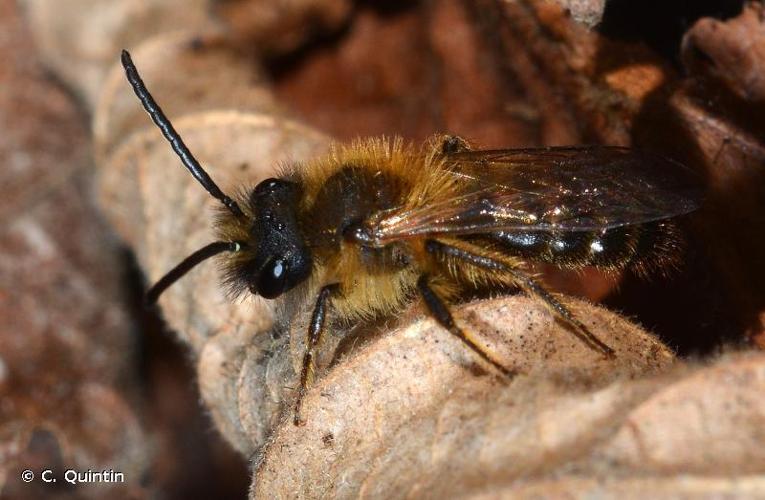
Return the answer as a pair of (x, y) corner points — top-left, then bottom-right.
(256, 257), (288, 299)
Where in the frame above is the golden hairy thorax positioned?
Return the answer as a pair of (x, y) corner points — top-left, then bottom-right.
(292, 137), (460, 321)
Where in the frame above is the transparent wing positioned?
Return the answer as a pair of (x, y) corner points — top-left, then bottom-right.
(369, 146), (702, 243)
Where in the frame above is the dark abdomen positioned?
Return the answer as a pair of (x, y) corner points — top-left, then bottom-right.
(486, 220), (680, 274)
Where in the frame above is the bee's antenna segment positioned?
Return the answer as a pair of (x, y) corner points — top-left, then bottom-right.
(146, 241), (241, 304)
(120, 50), (244, 217)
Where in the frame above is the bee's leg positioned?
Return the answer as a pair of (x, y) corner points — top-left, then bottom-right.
(426, 239), (615, 359)
(294, 284), (337, 426)
(503, 267), (615, 358)
(417, 275), (517, 378)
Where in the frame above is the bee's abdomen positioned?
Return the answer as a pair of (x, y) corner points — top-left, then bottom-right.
(488, 220), (679, 273)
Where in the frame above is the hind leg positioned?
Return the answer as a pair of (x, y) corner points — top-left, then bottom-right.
(425, 238), (615, 358)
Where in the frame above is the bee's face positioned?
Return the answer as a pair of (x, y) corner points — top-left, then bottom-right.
(245, 178), (313, 299)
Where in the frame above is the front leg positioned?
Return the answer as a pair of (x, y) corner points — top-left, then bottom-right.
(294, 284), (338, 426)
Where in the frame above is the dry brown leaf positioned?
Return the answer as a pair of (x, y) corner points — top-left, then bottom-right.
(482, 476), (765, 499)
(682, 2), (765, 103)
(672, 2), (765, 344)
(256, 350), (765, 497)
(255, 296), (673, 498)
(93, 32), (281, 161)
(215, 0), (353, 54)
(20, 0), (214, 107)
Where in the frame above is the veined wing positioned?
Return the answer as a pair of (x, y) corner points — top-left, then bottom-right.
(366, 146), (702, 245)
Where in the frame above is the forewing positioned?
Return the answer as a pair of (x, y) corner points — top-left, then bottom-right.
(371, 146), (702, 242)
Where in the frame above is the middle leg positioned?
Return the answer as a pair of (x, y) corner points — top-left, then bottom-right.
(417, 275), (517, 378)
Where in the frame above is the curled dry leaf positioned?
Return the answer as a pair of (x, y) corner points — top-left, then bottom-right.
(491, 0), (678, 146)
(265, 0), (642, 147)
(255, 296), (673, 499)
(20, 0), (213, 107)
(93, 31), (282, 161)
(672, 2), (765, 344)
(480, 475), (765, 499)
(20, 0), (355, 107)
(682, 2), (765, 103)
(599, 353), (765, 475)
(215, 0), (353, 54)
(257, 348), (765, 498)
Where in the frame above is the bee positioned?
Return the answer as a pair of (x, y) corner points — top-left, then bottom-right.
(121, 50), (701, 426)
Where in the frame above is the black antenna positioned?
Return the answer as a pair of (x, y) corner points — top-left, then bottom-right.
(146, 241), (241, 304)
(120, 50), (244, 217)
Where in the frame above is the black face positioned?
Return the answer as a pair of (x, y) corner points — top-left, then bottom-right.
(247, 178), (313, 299)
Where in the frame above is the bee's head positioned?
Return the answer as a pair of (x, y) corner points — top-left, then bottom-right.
(121, 50), (312, 303)
(241, 178), (313, 299)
